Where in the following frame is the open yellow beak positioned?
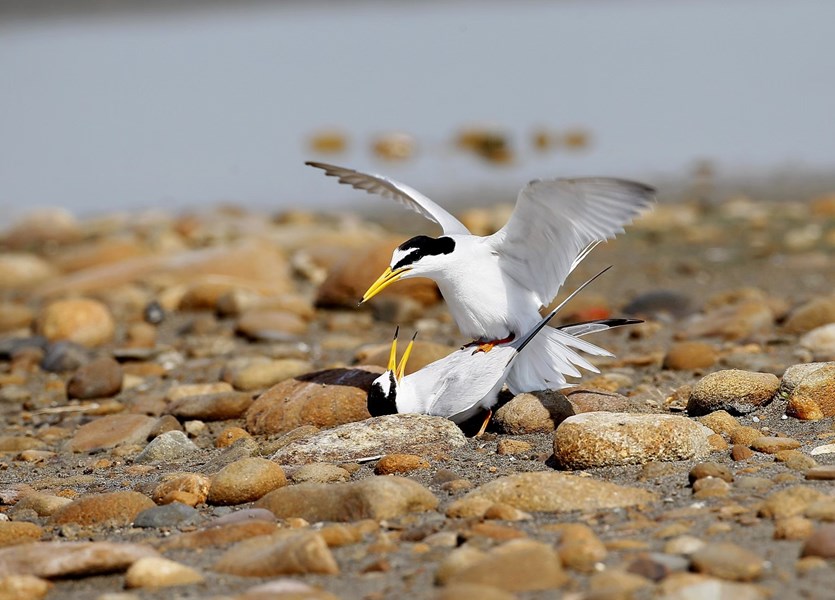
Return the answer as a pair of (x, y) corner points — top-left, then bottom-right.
(396, 333), (416, 382)
(361, 267), (409, 304)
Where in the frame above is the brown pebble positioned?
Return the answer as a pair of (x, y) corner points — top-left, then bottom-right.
(152, 473), (211, 507)
(730, 426), (764, 446)
(690, 542), (764, 581)
(208, 458), (287, 506)
(0, 522), (44, 547)
(215, 426), (252, 448)
(731, 444), (754, 461)
(67, 356), (123, 400)
(774, 516), (814, 540)
(689, 461), (734, 484)
(496, 439), (532, 455)
(663, 341), (717, 370)
(775, 449), (817, 471)
(750, 436), (801, 454)
(806, 466), (835, 480)
(48, 491), (154, 526)
(801, 524), (835, 558)
(374, 453), (430, 475)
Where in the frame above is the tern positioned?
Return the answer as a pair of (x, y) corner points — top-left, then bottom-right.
(367, 267), (640, 434)
(307, 161), (654, 394)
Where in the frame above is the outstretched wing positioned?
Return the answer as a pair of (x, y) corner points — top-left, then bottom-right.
(486, 177), (654, 306)
(306, 162), (470, 236)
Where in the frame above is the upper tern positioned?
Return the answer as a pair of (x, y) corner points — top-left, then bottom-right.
(307, 161), (654, 394)
(367, 266), (640, 428)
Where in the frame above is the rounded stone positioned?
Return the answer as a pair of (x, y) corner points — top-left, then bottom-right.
(134, 431), (199, 464)
(663, 341), (718, 370)
(687, 369), (780, 416)
(0, 521), (43, 547)
(68, 414), (157, 453)
(208, 458), (287, 506)
(245, 366), (383, 435)
(689, 462), (734, 484)
(125, 556), (203, 588)
(152, 473), (211, 506)
(0, 574), (51, 599)
(690, 542), (764, 581)
(213, 531), (338, 577)
(0, 252), (56, 289)
(167, 391), (253, 421)
(374, 453), (431, 475)
(787, 364), (835, 418)
(290, 463), (352, 484)
(801, 524), (835, 558)
(222, 358), (314, 391)
(554, 412), (712, 469)
(133, 503), (201, 529)
(784, 297), (835, 334)
(67, 356), (123, 400)
(36, 298), (116, 347)
(48, 491), (155, 526)
(800, 324), (835, 361)
(215, 426), (252, 448)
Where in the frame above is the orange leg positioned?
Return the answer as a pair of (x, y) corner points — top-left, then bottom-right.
(475, 408), (493, 437)
(469, 334), (515, 354)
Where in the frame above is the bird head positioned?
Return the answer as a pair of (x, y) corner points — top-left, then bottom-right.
(366, 326), (416, 417)
(361, 235), (456, 303)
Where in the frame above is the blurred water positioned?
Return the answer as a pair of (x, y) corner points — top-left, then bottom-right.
(1, 0), (834, 225)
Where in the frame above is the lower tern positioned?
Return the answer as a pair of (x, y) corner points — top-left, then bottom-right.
(307, 161), (654, 394)
(367, 267), (640, 434)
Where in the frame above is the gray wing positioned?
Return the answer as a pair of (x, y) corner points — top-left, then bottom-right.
(306, 162), (470, 236)
(486, 178), (654, 306)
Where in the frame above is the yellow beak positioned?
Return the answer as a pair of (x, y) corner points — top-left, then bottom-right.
(361, 267), (409, 304)
(396, 333), (416, 381)
(387, 326), (399, 372)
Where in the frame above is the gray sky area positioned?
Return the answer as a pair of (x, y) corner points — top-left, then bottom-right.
(1, 0), (834, 224)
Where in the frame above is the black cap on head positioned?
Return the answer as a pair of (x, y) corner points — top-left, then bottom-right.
(367, 372), (398, 417)
(392, 235), (456, 271)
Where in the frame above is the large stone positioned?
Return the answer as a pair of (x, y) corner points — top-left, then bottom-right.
(784, 297), (835, 334)
(801, 524), (835, 558)
(0, 253), (56, 289)
(0, 574), (51, 600)
(255, 476), (438, 522)
(167, 391), (253, 421)
(690, 542), (764, 581)
(449, 472), (656, 516)
(799, 324), (835, 361)
(35, 298), (115, 347)
(245, 367), (383, 435)
(152, 472), (211, 507)
(0, 541), (158, 577)
(67, 356), (123, 399)
(663, 341), (718, 370)
(222, 358), (314, 391)
(435, 539), (568, 592)
(48, 491), (155, 526)
(495, 390), (631, 434)
(208, 458), (287, 506)
(213, 532), (338, 577)
(687, 370), (779, 416)
(270, 414), (466, 464)
(554, 412), (712, 469)
(0, 522), (43, 547)
(786, 364), (835, 417)
(67, 414), (157, 453)
(124, 556), (203, 588)
(758, 486), (827, 520)
(134, 431), (199, 464)
(678, 300), (774, 341)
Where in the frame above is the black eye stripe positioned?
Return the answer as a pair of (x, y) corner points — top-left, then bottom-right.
(392, 236), (456, 271)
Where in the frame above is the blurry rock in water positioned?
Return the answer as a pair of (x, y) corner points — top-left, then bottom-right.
(562, 128), (592, 151)
(454, 126), (513, 164)
(372, 132), (416, 161)
(308, 129), (349, 154)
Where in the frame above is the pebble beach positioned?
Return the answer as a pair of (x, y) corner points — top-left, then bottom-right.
(2, 185), (835, 599)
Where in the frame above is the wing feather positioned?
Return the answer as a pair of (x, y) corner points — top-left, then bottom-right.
(306, 162), (470, 236)
(487, 178), (654, 306)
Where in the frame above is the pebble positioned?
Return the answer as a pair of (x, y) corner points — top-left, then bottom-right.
(496, 439), (532, 455)
(0, 574), (51, 599)
(157, 520), (278, 551)
(779, 362), (834, 396)
(40, 340), (92, 373)
(729, 426), (764, 446)
(124, 556), (203, 588)
(448, 472), (656, 516)
(554, 412), (712, 468)
(255, 476), (438, 521)
(435, 583), (516, 600)
(799, 323), (835, 360)
(48, 491), (155, 527)
(134, 431), (199, 464)
(152, 472), (211, 506)
(236, 309), (308, 341)
(167, 391), (254, 421)
(133, 503), (202, 529)
(588, 570), (652, 596)
(11, 493), (72, 517)
(236, 580), (340, 600)
(0, 541), (158, 577)
(435, 539), (568, 592)
(663, 341), (718, 370)
(758, 485), (827, 519)
(800, 523), (835, 558)
(494, 389), (630, 434)
(215, 426), (252, 448)
(0, 252), (57, 289)
(68, 414), (157, 452)
(221, 358), (313, 391)
(750, 436), (801, 453)
(270, 413), (466, 464)
(679, 299), (774, 341)
(208, 458), (287, 505)
(35, 298), (116, 347)
(245, 366), (383, 435)
(731, 444), (755, 461)
(66, 356), (123, 400)
(783, 297), (835, 333)
(553, 523), (607, 572)
(213, 531), (338, 576)
(805, 466), (835, 480)
(165, 382), (233, 402)
(804, 499), (835, 521)
(689, 542), (764, 581)
(697, 410), (741, 436)
(664, 535), (706, 556)
(289, 463), (352, 484)
(773, 516), (814, 540)
(657, 574), (769, 600)
(687, 369), (780, 416)
(374, 453), (430, 475)
(689, 461), (733, 484)
(786, 363), (835, 417)
(0, 521), (43, 547)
